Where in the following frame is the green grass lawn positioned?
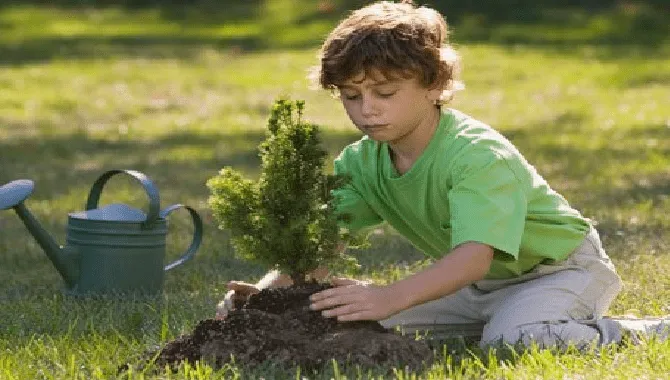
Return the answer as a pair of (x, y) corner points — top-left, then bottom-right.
(0, 1), (669, 379)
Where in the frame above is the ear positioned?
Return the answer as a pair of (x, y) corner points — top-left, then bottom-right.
(426, 87), (443, 104)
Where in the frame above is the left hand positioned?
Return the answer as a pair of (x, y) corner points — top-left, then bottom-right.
(309, 277), (399, 322)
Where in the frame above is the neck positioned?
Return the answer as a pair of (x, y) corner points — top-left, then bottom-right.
(389, 107), (441, 172)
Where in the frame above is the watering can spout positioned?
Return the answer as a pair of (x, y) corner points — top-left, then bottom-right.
(0, 180), (79, 288)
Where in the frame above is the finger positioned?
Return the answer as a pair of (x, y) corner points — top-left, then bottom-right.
(226, 281), (242, 291)
(219, 291), (234, 307)
(311, 284), (363, 304)
(321, 302), (365, 319)
(214, 311), (227, 320)
(310, 299), (330, 311)
(336, 311), (368, 322)
(227, 281), (253, 289)
(310, 295), (338, 311)
(227, 282), (260, 295)
(311, 292), (361, 311)
(310, 286), (348, 302)
(215, 300), (226, 315)
(309, 289), (332, 302)
(215, 296), (233, 319)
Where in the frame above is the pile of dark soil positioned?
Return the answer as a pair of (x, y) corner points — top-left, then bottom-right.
(133, 281), (433, 373)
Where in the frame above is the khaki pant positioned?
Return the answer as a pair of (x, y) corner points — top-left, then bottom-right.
(379, 227), (624, 349)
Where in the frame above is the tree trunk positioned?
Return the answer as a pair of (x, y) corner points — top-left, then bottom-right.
(290, 272), (306, 286)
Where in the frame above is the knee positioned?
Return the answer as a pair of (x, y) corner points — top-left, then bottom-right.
(480, 322), (601, 350)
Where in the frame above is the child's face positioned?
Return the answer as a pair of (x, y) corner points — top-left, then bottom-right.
(337, 70), (442, 144)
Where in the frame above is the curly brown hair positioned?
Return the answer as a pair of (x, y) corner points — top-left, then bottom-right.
(312, 0), (463, 104)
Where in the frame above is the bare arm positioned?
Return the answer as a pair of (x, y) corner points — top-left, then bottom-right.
(387, 242), (494, 311)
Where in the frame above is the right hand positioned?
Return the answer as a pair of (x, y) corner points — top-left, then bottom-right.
(215, 281), (260, 320)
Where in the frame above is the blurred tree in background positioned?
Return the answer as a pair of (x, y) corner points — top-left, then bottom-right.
(0, 0), (667, 19)
(0, 0), (665, 64)
(0, 0), (664, 44)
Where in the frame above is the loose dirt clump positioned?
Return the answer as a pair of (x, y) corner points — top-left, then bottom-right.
(135, 281), (433, 373)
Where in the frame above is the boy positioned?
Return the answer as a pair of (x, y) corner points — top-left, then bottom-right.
(217, 0), (665, 348)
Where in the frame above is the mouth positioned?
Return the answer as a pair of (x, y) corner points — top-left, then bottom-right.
(362, 124), (388, 131)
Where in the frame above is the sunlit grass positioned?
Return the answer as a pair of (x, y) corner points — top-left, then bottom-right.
(0, 1), (669, 379)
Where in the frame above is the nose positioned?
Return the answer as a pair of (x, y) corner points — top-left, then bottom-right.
(360, 95), (379, 117)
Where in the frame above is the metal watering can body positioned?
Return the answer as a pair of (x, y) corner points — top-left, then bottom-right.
(0, 169), (203, 296)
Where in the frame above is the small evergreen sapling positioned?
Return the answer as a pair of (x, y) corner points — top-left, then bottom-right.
(207, 99), (357, 285)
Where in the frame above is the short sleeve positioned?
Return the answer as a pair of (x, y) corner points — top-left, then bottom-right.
(332, 156), (383, 235)
(448, 151), (527, 260)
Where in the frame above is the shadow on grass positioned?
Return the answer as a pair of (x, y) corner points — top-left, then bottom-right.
(0, 127), (361, 200)
(0, 35), (318, 65)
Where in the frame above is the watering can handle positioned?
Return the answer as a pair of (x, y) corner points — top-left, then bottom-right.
(85, 169), (161, 228)
(160, 204), (203, 271)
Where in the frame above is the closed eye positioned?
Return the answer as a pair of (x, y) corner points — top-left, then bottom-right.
(376, 91), (396, 98)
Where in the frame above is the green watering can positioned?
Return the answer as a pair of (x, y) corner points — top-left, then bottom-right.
(0, 169), (203, 296)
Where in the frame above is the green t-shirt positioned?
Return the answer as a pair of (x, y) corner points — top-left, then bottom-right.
(332, 108), (591, 279)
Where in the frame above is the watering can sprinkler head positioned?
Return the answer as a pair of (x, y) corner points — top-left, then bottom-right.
(0, 179), (34, 210)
